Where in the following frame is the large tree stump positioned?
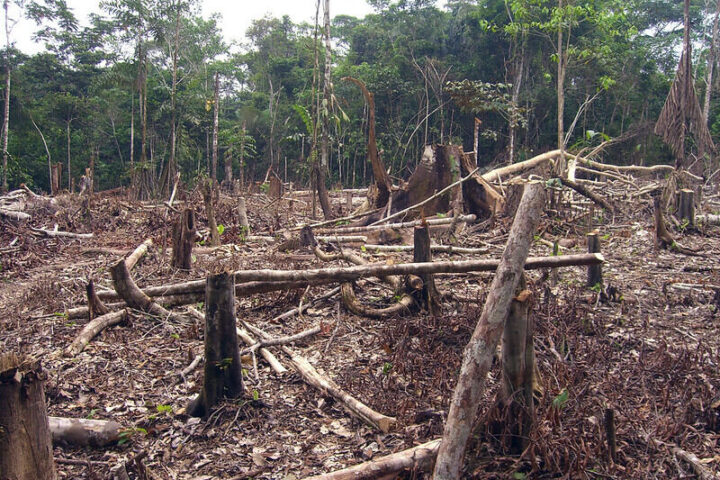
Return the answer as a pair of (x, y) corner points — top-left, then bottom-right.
(0, 354), (56, 480)
(50, 162), (62, 196)
(188, 272), (244, 417)
(172, 209), (196, 270)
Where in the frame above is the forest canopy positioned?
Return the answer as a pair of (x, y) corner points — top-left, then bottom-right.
(1, 0), (718, 194)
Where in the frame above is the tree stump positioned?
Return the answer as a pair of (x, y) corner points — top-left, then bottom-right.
(586, 232), (603, 288)
(413, 224), (440, 314)
(0, 354), (56, 480)
(202, 179), (221, 247)
(269, 174), (283, 199)
(188, 272), (244, 417)
(172, 209), (196, 270)
(237, 197), (250, 236)
(50, 163), (62, 196)
(498, 276), (535, 455)
(677, 188), (695, 228)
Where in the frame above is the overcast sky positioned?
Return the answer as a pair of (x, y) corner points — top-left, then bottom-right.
(8, 0), (375, 54)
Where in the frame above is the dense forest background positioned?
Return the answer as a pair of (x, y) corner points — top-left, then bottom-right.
(1, 0), (718, 195)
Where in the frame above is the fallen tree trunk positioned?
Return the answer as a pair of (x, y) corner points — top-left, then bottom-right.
(125, 238), (152, 270)
(482, 150), (560, 182)
(109, 259), (186, 322)
(30, 226), (93, 238)
(434, 182), (546, 480)
(303, 439), (441, 480)
(0, 208), (31, 221)
(243, 321), (396, 433)
(361, 244), (489, 254)
(561, 177), (614, 212)
(569, 154), (675, 175)
(49, 417), (121, 447)
(65, 310), (127, 357)
(460, 153), (504, 217)
(95, 254), (604, 302)
(319, 214), (476, 235)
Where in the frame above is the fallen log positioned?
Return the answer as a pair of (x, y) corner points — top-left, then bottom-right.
(303, 438), (441, 480)
(65, 310), (127, 357)
(361, 244), (489, 254)
(243, 321), (396, 432)
(319, 214), (476, 234)
(49, 417), (121, 447)
(239, 325), (321, 356)
(481, 150), (560, 182)
(125, 238), (152, 271)
(109, 260), (186, 322)
(0, 208), (31, 221)
(434, 182), (546, 480)
(561, 177), (614, 212)
(30, 226), (93, 238)
(95, 254), (604, 302)
(569, 154), (675, 176)
(697, 214), (720, 226)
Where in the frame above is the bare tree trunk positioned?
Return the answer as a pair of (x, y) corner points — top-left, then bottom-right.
(433, 182), (546, 480)
(203, 179), (220, 247)
(66, 120), (72, 191)
(188, 272), (244, 417)
(0, 354), (56, 479)
(704, 0), (720, 124)
(212, 71), (219, 182)
(172, 209), (196, 270)
(1, 0), (9, 193)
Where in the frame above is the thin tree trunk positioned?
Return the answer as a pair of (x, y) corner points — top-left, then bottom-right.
(1, 0), (9, 193)
(704, 0), (720, 124)
(212, 71), (219, 182)
(433, 182), (546, 479)
(66, 120), (71, 191)
(166, 1), (181, 196)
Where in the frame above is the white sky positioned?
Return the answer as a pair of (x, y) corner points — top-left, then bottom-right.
(8, 0), (374, 54)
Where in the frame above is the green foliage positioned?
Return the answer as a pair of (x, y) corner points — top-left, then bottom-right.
(156, 404), (173, 414)
(552, 388), (569, 410)
(216, 224), (225, 235)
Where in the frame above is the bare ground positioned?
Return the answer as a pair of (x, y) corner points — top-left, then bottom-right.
(1, 184), (719, 479)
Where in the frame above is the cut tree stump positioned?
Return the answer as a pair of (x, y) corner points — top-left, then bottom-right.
(498, 276), (535, 455)
(172, 209), (196, 270)
(188, 272), (244, 417)
(237, 197), (250, 235)
(49, 417), (121, 447)
(414, 224), (440, 314)
(0, 354), (56, 480)
(677, 188), (695, 227)
(586, 231), (603, 288)
(202, 179), (220, 247)
(434, 182), (546, 480)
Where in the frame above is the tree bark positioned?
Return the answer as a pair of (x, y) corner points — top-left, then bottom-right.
(237, 197), (250, 234)
(433, 182), (546, 479)
(303, 439), (441, 480)
(212, 71), (219, 182)
(499, 278), (534, 455)
(2, 0), (10, 193)
(0, 354), (56, 479)
(414, 224), (439, 313)
(188, 272), (244, 417)
(172, 209), (196, 270)
(202, 179), (220, 247)
(586, 232), (603, 287)
(49, 417), (121, 448)
(678, 188), (695, 227)
(342, 76), (391, 208)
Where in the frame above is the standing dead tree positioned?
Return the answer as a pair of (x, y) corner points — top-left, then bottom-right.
(433, 182), (546, 479)
(172, 208), (196, 270)
(654, 0), (716, 175)
(342, 76), (392, 210)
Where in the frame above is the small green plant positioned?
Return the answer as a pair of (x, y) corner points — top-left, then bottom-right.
(601, 233), (611, 241)
(118, 427), (147, 445)
(552, 388), (569, 410)
(156, 404), (172, 415)
(170, 333), (180, 340)
(260, 182), (270, 194)
(590, 282), (603, 293)
(86, 408), (98, 419)
(382, 362), (393, 375)
(335, 220), (350, 226)
(239, 225), (249, 241)
(252, 390), (260, 401)
(360, 245), (367, 252)
(513, 473), (527, 480)
(217, 224), (225, 235)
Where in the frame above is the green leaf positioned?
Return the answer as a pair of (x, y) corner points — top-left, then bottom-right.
(156, 404), (172, 414)
(552, 388), (569, 410)
(252, 390), (259, 401)
(217, 224), (225, 235)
